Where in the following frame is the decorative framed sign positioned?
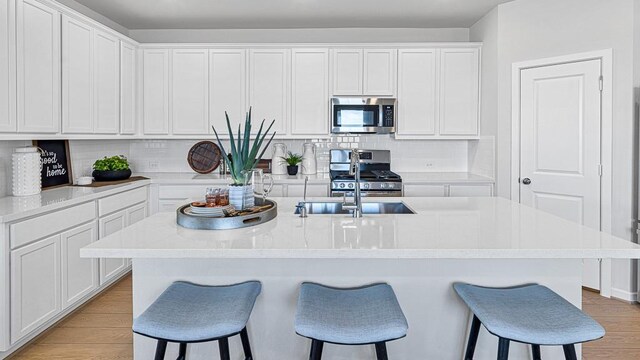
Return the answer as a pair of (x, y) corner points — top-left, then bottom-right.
(33, 140), (73, 188)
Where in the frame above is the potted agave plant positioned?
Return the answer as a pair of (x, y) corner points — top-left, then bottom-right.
(213, 108), (276, 210)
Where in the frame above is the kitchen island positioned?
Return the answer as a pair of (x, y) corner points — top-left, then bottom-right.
(81, 197), (640, 360)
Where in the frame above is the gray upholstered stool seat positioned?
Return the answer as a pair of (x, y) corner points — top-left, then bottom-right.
(454, 283), (605, 360)
(295, 282), (408, 360)
(133, 281), (261, 360)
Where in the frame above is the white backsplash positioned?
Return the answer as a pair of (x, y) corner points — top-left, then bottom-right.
(0, 136), (494, 198)
(129, 135), (471, 174)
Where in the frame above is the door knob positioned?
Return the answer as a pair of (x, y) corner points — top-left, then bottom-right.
(522, 178), (531, 185)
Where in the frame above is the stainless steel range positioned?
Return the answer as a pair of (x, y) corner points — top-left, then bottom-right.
(330, 149), (403, 197)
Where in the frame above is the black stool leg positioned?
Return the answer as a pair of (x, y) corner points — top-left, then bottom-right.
(497, 338), (510, 360)
(154, 340), (167, 360)
(240, 327), (253, 360)
(465, 315), (482, 360)
(531, 344), (541, 360)
(375, 342), (389, 360)
(562, 344), (577, 360)
(309, 339), (324, 360)
(176, 342), (187, 360)
(218, 337), (230, 360)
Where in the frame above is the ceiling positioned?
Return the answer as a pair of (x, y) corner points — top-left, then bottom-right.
(72, 0), (514, 30)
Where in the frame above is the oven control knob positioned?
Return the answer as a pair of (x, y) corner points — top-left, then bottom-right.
(363, 183), (370, 189)
(348, 183), (354, 189)
(380, 183), (388, 189)
(339, 183), (345, 188)
(387, 183), (395, 189)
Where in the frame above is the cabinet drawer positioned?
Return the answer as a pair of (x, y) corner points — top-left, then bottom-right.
(10, 202), (95, 249)
(448, 184), (493, 197)
(98, 187), (147, 216)
(158, 185), (208, 199)
(403, 184), (446, 197)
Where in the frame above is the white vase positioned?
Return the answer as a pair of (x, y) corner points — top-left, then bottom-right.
(12, 147), (42, 196)
(228, 184), (254, 210)
(271, 143), (287, 175)
(301, 143), (317, 175)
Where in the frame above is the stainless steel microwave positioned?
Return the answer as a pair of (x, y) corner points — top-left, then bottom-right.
(331, 97), (396, 134)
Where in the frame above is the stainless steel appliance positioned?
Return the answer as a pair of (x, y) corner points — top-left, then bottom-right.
(331, 97), (396, 134)
(330, 149), (403, 197)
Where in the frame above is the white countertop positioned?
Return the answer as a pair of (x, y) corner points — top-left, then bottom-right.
(81, 196), (640, 260)
(0, 180), (150, 223)
(0, 172), (493, 223)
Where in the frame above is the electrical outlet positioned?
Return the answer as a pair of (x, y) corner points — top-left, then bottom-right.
(425, 162), (434, 168)
(148, 161), (159, 170)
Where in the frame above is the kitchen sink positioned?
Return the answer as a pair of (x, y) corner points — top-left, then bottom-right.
(294, 202), (415, 215)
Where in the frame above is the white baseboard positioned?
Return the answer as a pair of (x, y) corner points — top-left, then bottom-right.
(610, 287), (638, 302)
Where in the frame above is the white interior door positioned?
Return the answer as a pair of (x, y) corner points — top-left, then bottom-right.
(519, 59), (602, 290)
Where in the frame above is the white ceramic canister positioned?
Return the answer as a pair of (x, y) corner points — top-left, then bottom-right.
(301, 143), (317, 175)
(271, 143), (287, 175)
(12, 147), (42, 196)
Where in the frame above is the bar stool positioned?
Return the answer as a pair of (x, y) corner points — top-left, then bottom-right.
(295, 282), (408, 360)
(133, 281), (261, 360)
(453, 283), (605, 360)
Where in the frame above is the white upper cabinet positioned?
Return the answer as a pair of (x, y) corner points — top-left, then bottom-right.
(171, 49), (209, 135)
(93, 30), (119, 134)
(397, 49), (438, 136)
(209, 49), (247, 133)
(0, 0), (14, 132)
(363, 49), (396, 96)
(439, 48), (479, 136)
(62, 17), (120, 134)
(142, 49), (169, 134)
(61, 15), (92, 134)
(16, 0), (60, 133)
(396, 47), (480, 139)
(120, 40), (136, 134)
(249, 49), (289, 135)
(291, 48), (329, 136)
(331, 49), (362, 95)
(331, 48), (396, 96)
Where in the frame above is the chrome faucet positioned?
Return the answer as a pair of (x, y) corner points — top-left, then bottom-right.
(296, 176), (309, 218)
(342, 149), (363, 218)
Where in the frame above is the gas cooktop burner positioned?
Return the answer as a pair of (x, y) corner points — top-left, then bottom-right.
(371, 170), (401, 180)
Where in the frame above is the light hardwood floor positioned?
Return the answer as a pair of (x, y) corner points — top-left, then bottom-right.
(10, 275), (133, 360)
(8, 277), (640, 359)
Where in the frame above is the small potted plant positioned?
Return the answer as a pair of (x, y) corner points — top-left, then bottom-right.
(281, 152), (303, 176)
(213, 108), (276, 210)
(92, 155), (132, 181)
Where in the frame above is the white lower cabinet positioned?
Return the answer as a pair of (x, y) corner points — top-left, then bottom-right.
(403, 183), (494, 197)
(99, 210), (127, 285)
(10, 235), (61, 344)
(4, 185), (148, 352)
(61, 222), (98, 308)
(403, 184), (446, 197)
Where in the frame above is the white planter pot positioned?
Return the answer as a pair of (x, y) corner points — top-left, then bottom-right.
(228, 184), (254, 210)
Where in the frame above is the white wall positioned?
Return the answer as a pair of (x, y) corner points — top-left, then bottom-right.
(471, 0), (638, 297)
(129, 27), (469, 43)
